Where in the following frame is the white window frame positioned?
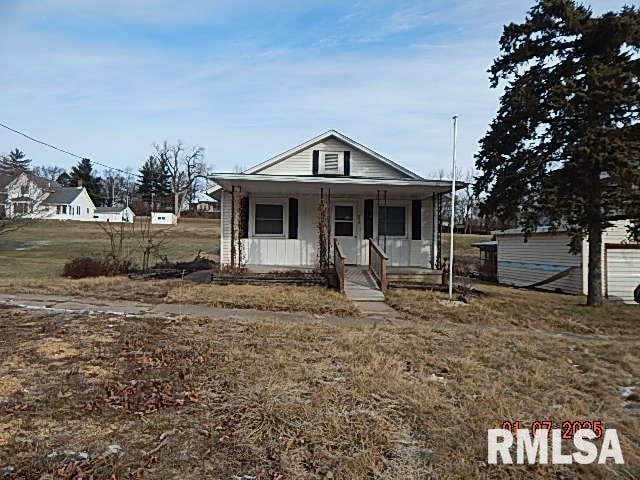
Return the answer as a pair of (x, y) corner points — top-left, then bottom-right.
(319, 151), (344, 175)
(376, 202), (410, 239)
(250, 198), (288, 238)
(332, 203), (356, 238)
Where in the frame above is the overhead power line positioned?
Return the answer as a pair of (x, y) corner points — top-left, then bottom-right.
(0, 121), (137, 177)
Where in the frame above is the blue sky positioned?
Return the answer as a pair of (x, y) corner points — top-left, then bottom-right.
(0, 0), (629, 179)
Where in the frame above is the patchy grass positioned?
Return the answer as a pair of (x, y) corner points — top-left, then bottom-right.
(387, 283), (640, 335)
(165, 283), (360, 317)
(0, 217), (219, 277)
(0, 276), (359, 317)
(0, 276), (177, 302)
(442, 233), (492, 255)
(0, 308), (638, 478)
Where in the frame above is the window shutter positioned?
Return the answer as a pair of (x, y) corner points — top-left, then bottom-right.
(288, 197), (298, 239)
(343, 151), (350, 176)
(411, 199), (421, 240)
(312, 150), (319, 175)
(364, 199), (373, 239)
(239, 197), (249, 238)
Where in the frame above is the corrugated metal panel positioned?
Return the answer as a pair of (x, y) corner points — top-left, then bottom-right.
(606, 248), (640, 304)
(259, 138), (407, 178)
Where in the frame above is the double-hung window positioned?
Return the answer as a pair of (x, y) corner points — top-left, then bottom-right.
(378, 206), (406, 236)
(254, 204), (284, 235)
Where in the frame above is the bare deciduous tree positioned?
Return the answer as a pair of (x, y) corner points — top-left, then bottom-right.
(33, 165), (65, 182)
(152, 141), (208, 219)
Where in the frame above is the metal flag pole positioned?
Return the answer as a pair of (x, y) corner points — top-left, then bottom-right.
(449, 115), (458, 301)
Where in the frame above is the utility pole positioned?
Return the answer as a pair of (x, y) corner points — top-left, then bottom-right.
(449, 115), (458, 301)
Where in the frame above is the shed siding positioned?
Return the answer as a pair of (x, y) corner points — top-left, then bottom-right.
(497, 233), (583, 294)
(603, 220), (632, 244)
(606, 248), (640, 304)
(257, 137), (409, 179)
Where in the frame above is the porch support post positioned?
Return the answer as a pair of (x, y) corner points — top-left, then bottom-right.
(431, 192), (437, 269)
(230, 185), (236, 268)
(376, 190), (380, 245)
(327, 188), (331, 268)
(383, 190), (388, 252)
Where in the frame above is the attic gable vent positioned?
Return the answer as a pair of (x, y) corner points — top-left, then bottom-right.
(318, 151), (350, 175)
(323, 153), (340, 172)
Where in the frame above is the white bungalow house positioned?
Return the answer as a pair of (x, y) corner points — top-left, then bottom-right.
(208, 130), (461, 286)
(39, 186), (96, 221)
(93, 205), (135, 223)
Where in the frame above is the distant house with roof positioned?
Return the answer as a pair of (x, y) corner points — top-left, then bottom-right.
(0, 171), (97, 221)
(93, 205), (135, 223)
(0, 172), (56, 218)
(39, 186), (96, 221)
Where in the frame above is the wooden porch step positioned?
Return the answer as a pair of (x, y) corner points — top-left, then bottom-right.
(344, 266), (385, 302)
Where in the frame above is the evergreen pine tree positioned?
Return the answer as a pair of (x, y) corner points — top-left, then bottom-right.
(475, 1), (640, 307)
(0, 149), (32, 174)
(137, 155), (170, 208)
(69, 158), (103, 205)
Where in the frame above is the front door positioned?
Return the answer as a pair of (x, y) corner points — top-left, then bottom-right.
(333, 203), (358, 264)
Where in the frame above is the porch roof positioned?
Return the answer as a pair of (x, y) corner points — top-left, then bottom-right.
(208, 173), (465, 198)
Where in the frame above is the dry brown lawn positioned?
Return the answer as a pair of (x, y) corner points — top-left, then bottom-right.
(0, 307), (637, 479)
(387, 283), (640, 335)
(0, 276), (177, 302)
(165, 283), (359, 317)
(0, 277), (359, 317)
(0, 217), (219, 277)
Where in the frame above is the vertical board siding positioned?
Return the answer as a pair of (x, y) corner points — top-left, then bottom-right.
(606, 248), (640, 304)
(242, 238), (317, 266)
(257, 138), (409, 178)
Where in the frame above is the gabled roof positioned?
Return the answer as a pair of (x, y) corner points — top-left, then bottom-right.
(25, 172), (60, 190)
(41, 187), (85, 205)
(245, 130), (422, 179)
(0, 173), (17, 189)
(95, 206), (131, 213)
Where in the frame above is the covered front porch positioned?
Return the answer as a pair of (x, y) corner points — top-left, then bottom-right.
(212, 173), (457, 273)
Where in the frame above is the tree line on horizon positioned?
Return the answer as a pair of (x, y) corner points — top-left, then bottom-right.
(0, 141), (212, 219)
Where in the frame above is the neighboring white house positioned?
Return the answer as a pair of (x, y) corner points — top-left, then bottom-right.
(93, 206), (135, 223)
(494, 220), (639, 304)
(151, 212), (177, 225)
(39, 186), (97, 221)
(208, 130), (460, 269)
(0, 172), (55, 218)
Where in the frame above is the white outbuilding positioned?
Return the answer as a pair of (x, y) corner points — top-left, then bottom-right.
(151, 212), (177, 225)
(494, 220), (639, 304)
(93, 206), (135, 223)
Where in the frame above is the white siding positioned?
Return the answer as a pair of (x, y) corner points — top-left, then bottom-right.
(497, 233), (583, 294)
(606, 248), (640, 304)
(603, 220), (633, 244)
(220, 192), (435, 267)
(257, 137), (409, 178)
(220, 191), (232, 264)
(44, 188), (96, 222)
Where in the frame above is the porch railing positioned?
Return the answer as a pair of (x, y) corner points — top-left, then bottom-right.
(368, 238), (388, 291)
(334, 238), (346, 293)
